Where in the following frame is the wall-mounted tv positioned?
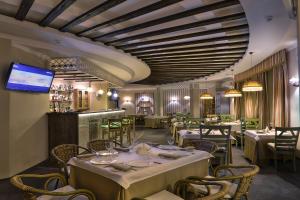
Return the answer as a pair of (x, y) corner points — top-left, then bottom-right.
(5, 62), (55, 93)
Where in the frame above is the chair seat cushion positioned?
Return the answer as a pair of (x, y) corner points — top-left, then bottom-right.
(191, 176), (238, 199)
(37, 185), (88, 200)
(145, 190), (183, 200)
(267, 143), (294, 151)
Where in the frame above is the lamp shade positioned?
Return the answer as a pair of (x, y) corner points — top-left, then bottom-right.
(224, 89), (242, 97)
(242, 81), (263, 92)
(200, 92), (213, 100)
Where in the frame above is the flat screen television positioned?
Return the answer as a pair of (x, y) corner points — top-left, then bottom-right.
(5, 62), (55, 93)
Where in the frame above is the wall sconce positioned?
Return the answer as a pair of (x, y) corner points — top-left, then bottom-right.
(184, 96), (190, 100)
(113, 92), (118, 98)
(96, 89), (104, 98)
(289, 77), (299, 87)
(107, 90), (112, 96)
(124, 96), (131, 103)
(170, 97), (178, 102)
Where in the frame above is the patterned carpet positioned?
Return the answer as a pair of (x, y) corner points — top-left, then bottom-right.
(1, 127), (300, 200)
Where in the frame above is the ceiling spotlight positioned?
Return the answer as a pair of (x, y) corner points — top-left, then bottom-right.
(107, 90), (112, 96)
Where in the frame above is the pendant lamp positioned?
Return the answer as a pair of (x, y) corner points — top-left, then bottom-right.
(200, 78), (213, 100)
(224, 69), (242, 98)
(242, 52), (263, 92)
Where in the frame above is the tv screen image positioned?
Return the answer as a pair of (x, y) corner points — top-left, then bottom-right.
(5, 63), (55, 93)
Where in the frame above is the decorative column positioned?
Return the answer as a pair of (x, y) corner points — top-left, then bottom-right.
(190, 83), (200, 117)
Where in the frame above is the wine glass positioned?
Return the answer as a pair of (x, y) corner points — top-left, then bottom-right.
(105, 141), (114, 156)
(167, 137), (175, 145)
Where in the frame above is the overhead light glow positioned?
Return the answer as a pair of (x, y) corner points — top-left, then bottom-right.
(200, 92), (213, 100)
(107, 90), (112, 96)
(224, 89), (242, 98)
(242, 81), (263, 92)
(184, 96), (190, 100)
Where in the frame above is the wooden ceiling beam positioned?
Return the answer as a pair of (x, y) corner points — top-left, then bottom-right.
(59, 0), (126, 32)
(39, 0), (76, 26)
(146, 58), (240, 63)
(78, 0), (183, 36)
(150, 64), (232, 67)
(117, 24), (248, 49)
(131, 41), (248, 55)
(15, 0), (35, 20)
(143, 53), (244, 61)
(138, 47), (247, 59)
(92, 0), (241, 40)
(125, 33), (249, 53)
(106, 12), (246, 45)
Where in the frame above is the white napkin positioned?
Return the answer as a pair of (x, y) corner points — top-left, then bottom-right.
(134, 143), (152, 155)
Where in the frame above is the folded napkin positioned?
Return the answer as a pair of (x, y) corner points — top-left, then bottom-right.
(110, 163), (132, 171)
(135, 143), (152, 155)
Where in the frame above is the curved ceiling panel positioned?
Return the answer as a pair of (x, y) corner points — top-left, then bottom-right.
(0, 0), (249, 85)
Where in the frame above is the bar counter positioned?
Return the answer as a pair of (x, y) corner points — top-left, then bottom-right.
(48, 110), (125, 156)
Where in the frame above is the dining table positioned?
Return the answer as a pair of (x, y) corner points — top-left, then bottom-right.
(68, 145), (211, 200)
(243, 129), (275, 165)
(144, 115), (168, 128)
(177, 129), (235, 163)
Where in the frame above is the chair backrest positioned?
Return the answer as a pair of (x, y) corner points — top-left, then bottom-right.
(220, 114), (234, 122)
(275, 127), (300, 151)
(240, 118), (246, 133)
(87, 139), (107, 151)
(186, 118), (201, 128)
(182, 139), (218, 154)
(199, 125), (231, 151)
(51, 144), (90, 166)
(108, 118), (122, 130)
(245, 118), (259, 130)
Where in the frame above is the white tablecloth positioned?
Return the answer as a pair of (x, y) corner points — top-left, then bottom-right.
(244, 130), (275, 141)
(68, 148), (211, 189)
(221, 121), (241, 132)
(178, 129), (236, 146)
(144, 116), (168, 128)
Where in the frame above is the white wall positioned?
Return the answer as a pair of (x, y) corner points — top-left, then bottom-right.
(0, 38), (50, 179)
(288, 47), (300, 126)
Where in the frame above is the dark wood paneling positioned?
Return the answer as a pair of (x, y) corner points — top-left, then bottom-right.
(15, 0), (35, 20)
(78, 0), (183, 35)
(39, 0), (76, 26)
(48, 113), (79, 156)
(60, 0), (126, 32)
(92, 0), (240, 40)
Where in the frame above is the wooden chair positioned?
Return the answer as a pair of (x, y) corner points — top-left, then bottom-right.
(122, 117), (132, 144)
(87, 139), (107, 152)
(182, 139), (218, 154)
(267, 127), (300, 172)
(187, 165), (260, 200)
(199, 125), (231, 165)
(51, 144), (91, 181)
(10, 173), (96, 200)
(245, 118), (259, 130)
(220, 115), (234, 122)
(108, 118), (123, 146)
(235, 119), (246, 150)
(132, 179), (229, 200)
(186, 118), (201, 129)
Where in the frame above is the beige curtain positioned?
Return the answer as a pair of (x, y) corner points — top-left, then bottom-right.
(234, 49), (289, 127)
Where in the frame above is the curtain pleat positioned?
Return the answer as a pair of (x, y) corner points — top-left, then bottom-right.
(234, 49), (289, 128)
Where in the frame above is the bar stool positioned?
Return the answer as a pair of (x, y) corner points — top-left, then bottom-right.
(108, 118), (123, 146)
(89, 119), (100, 141)
(100, 118), (109, 139)
(122, 117), (131, 144)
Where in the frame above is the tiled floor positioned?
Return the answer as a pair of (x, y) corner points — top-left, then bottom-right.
(1, 127), (300, 200)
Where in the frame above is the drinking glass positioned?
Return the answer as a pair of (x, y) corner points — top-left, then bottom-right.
(105, 141), (114, 160)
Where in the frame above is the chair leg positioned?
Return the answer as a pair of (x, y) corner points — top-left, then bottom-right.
(241, 134), (244, 150)
(274, 152), (278, 170)
(293, 153), (296, 172)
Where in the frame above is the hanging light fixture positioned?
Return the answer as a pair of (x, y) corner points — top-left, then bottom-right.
(242, 52), (263, 92)
(200, 78), (213, 100)
(224, 69), (242, 98)
(107, 90), (112, 96)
